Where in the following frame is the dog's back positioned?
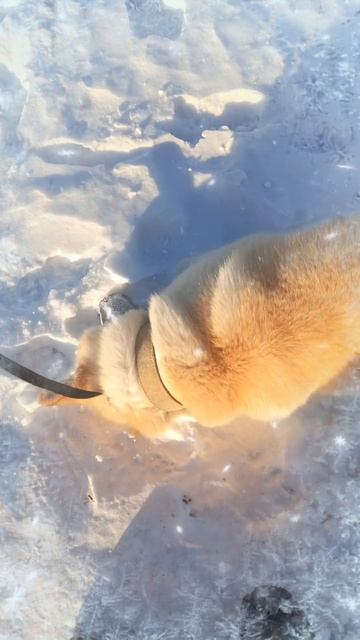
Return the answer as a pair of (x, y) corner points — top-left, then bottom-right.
(150, 215), (360, 426)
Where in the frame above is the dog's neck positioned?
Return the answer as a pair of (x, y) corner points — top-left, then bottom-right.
(95, 309), (193, 439)
(98, 309), (153, 412)
(135, 320), (183, 412)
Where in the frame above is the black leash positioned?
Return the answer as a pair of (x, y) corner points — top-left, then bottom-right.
(0, 353), (101, 399)
(0, 292), (140, 400)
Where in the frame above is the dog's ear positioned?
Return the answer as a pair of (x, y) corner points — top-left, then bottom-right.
(210, 255), (245, 346)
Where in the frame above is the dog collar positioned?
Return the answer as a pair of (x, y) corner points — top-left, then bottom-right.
(135, 320), (183, 412)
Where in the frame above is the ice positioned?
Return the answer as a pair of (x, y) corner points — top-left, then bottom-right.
(1, 0), (360, 639)
(125, 0), (184, 40)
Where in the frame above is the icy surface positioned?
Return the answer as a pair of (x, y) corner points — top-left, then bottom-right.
(1, 1), (360, 638)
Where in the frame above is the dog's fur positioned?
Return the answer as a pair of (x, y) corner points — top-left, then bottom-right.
(39, 215), (360, 439)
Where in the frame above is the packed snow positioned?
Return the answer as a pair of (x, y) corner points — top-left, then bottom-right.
(2, 0), (360, 638)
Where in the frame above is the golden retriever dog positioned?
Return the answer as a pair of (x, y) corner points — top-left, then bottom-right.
(39, 214), (360, 439)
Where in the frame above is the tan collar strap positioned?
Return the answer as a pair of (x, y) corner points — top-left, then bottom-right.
(135, 321), (183, 412)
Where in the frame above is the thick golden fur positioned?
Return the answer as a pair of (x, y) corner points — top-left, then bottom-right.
(40, 215), (360, 438)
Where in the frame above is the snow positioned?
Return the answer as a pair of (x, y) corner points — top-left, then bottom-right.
(324, 231), (338, 241)
(1, 0), (360, 638)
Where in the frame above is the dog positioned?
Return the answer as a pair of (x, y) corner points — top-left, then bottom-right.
(39, 214), (360, 439)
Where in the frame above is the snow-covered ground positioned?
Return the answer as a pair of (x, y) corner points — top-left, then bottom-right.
(2, 0), (360, 638)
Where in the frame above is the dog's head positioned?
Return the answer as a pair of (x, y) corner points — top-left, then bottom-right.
(38, 308), (187, 439)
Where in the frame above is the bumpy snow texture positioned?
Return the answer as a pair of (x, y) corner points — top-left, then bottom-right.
(1, 1), (360, 639)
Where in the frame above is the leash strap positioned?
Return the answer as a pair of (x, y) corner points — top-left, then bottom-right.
(0, 313), (180, 407)
(135, 321), (183, 412)
(0, 352), (101, 399)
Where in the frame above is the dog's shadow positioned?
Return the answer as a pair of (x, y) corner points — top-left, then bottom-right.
(106, 6), (360, 284)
